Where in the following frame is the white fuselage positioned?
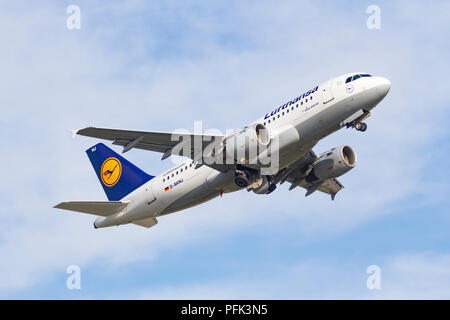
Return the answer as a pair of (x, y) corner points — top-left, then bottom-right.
(107, 73), (390, 224)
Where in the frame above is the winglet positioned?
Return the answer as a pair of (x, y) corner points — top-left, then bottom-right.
(68, 129), (80, 139)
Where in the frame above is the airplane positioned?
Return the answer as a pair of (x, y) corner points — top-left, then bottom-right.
(54, 72), (390, 229)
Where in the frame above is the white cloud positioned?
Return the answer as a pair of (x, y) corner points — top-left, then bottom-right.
(373, 253), (450, 299)
(135, 252), (450, 299)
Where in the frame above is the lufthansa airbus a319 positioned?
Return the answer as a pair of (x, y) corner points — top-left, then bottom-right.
(54, 72), (390, 229)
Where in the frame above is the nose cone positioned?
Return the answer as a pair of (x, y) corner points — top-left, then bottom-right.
(377, 77), (391, 98)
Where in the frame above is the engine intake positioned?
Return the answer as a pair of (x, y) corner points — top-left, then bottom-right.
(224, 123), (270, 164)
(307, 145), (357, 182)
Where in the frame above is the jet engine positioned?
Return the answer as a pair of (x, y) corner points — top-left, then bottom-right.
(306, 145), (357, 182)
(251, 175), (276, 194)
(224, 123), (270, 164)
(252, 175), (270, 194)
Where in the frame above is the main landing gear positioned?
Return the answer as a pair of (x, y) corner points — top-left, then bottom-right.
(354, 122), (367, 132)
(234, 170), (250, 188)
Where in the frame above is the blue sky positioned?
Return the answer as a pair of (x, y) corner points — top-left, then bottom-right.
(1, 0), (450, 299)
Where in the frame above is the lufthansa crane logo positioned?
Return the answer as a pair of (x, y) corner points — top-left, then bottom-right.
(100, 157), (122, 187)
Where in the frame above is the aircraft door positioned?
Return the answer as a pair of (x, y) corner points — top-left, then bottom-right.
(322, 80), (334, 104)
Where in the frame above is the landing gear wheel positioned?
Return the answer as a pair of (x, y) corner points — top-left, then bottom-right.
(355, 122), (367, 132)
(234, 176), (249, 188)
(360, 122), (367, 132)
(234, 171), (249, 188)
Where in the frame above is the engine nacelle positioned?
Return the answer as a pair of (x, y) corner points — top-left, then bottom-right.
(224, 123), (270, 164)
(252, 175), (270, 194)
(307, 145), (357, 181)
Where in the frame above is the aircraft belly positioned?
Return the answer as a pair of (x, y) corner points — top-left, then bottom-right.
(159, 183), (219, 215)
(205, 170), (240, 192)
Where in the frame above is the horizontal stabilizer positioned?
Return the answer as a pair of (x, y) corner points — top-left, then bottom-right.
(54, 201), (128, 217)
(132, 217), (158, 228)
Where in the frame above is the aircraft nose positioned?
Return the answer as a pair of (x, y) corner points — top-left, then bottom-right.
(377, 77), (391, 98)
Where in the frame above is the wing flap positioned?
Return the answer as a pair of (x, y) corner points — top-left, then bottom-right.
(297, 178), (343, 199)
(54, 201), (128, 217)
(317, 178), (343, 195)
(112, 139), (170, 153)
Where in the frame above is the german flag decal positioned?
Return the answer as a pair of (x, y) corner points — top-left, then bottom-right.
(164, 186), (170, 192)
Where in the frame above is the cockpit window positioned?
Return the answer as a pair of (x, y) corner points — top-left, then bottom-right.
(345, 74), (372, 84)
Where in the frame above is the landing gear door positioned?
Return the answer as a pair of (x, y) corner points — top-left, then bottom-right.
(322, 80), (334, 104)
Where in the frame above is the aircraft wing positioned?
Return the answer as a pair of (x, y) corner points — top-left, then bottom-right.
(271, 150), (344, 200)
(296, 177), (344, 200)
(74, 126), (231, 172)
